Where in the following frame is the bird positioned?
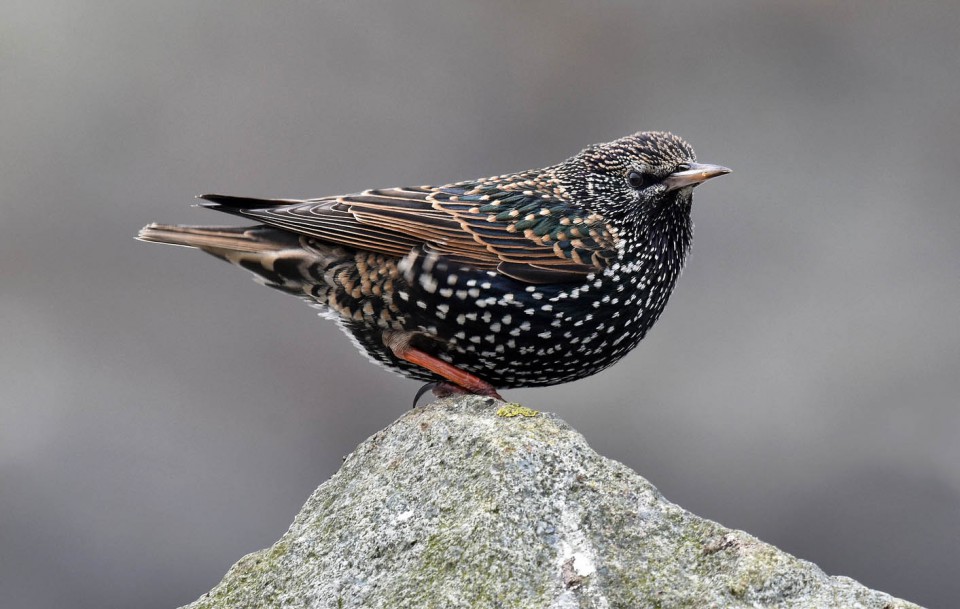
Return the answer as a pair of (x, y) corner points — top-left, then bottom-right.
(138, 131), (729, 400)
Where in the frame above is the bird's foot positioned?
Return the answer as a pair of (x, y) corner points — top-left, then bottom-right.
(411, 381), (504, 408)
(431, 381), (503, 401)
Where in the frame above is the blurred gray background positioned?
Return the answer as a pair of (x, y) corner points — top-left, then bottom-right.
(2, 1), (958, 607)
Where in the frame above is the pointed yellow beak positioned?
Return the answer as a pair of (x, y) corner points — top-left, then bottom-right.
(663, 163), (731, 192)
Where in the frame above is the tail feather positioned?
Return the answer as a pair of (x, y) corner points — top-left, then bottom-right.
(196, 194), (304, 219)
(137, 223), (300, 253)
(138, 223), (324, 297)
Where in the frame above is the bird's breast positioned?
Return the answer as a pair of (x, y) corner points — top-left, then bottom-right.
(385, 247), (685, 387)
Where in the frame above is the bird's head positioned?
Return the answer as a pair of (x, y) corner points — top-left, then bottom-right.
(555, 131), (729, 230)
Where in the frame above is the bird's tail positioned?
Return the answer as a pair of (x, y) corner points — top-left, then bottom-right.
(137, 223), (342, 300)
(137, 223), (300, 254)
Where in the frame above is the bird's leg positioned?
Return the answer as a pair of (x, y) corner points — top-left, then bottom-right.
(403, 351), (504, 400)
(385, 332), (504, 401)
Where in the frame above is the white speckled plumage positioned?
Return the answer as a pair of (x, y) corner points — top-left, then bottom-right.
(138, 131), (729, 391)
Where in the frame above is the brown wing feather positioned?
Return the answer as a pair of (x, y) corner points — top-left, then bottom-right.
(204, 182), (619, 284)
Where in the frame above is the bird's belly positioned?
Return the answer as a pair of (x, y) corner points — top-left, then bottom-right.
(387, 266), (662, 388)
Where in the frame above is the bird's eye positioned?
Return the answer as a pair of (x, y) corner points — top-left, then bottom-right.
(627, 170), (652, 190)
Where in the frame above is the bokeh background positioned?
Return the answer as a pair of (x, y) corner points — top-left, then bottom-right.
(2, 1), (958, 607)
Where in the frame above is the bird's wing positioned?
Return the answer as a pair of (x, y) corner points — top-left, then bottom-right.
(199, 178), (619, 284)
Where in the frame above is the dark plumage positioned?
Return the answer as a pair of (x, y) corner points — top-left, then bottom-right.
(138, 131), (729, 398)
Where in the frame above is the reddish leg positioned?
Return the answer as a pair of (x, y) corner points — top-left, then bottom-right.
(385, 332), (503, 400)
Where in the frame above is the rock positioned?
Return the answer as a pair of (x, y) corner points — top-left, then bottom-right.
(182, 396), (923, 609)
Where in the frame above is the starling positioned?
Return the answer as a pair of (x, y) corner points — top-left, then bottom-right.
(138, 131), (729, 399)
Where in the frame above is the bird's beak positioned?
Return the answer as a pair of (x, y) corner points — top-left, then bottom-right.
(663, 162), (731, 192)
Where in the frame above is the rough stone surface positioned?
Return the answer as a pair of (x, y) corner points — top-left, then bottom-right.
(182, 397), (923, 609)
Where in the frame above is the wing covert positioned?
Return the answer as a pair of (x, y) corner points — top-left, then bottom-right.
(201, 175), (620, 284)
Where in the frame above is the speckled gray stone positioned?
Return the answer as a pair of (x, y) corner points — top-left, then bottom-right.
(182, 396), (923, 609)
